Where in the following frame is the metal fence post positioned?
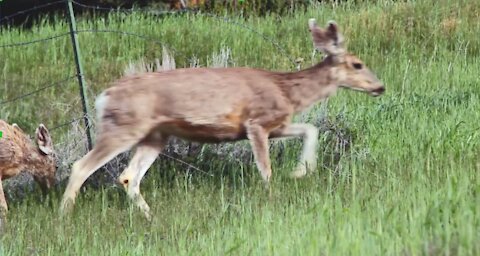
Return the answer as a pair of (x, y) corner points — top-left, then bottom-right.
(65, 0), (93, 150)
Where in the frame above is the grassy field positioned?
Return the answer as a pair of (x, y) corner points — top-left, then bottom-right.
(1, 0), (480, 255)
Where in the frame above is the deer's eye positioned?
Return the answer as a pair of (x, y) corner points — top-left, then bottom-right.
(353, 63), (363, 70)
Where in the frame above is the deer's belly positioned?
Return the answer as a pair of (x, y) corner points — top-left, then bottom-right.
(158, 120), (247, 143)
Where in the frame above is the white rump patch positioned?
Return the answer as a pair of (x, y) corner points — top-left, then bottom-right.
(95, 91), (108, 121)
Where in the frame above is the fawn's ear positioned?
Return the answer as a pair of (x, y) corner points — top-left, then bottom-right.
(36, 124), (53, 155)
(12, 123), (24, 133)
(308, 19), (345, 56)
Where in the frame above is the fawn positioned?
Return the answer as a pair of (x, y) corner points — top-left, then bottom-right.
(60, 19), (385, 220)
(0, 120), (56, 216)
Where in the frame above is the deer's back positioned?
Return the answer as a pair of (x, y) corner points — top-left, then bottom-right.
(0, 120), (29, 178)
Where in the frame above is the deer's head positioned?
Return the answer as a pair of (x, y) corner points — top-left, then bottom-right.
(32, 124), (56, 193)
(309, 19), (385, 96)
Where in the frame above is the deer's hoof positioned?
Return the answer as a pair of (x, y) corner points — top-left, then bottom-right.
(59, 197), (75, 216)
(144, 211), (152, 222)
(290, 166), (307, 179)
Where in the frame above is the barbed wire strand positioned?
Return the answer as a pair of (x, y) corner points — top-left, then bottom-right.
(0, 75), (78, 105)
(75, 29), (186, 57)
(202, 13), (297, 66)
(49, 116), (85, 132)
(0, 5), (295, 66)
(160, 153), (213, 177)
(0, 32), (71, 48)
(75, 27), (295, 68)
(71, 1), (297, 66)
(72, 0), (188, 15)
(0, 0), (66, 24)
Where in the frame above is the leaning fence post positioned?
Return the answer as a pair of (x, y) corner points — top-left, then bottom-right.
(65, 0), (93, 150)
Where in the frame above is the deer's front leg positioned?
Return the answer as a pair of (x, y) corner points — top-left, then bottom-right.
(0, 177), (7, 224)
(270, 123), (319, 178)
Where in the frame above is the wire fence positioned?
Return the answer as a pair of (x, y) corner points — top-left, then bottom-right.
(0, 0), (66, 24)
(0, 0), (298, 171)
(0, 75), (77, 105)
(0, 32), (71, 48)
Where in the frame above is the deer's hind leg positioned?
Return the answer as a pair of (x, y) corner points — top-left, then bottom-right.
(118, 133), (168, 221)
(245, 121), (273, 184)
(60, 129), (145, 215)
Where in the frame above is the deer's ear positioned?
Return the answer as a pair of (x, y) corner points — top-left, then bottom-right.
(308, 19), (345, 56)
(326, 21), (340, 42)
(308, 18), (318, 31)
(12, 123), (24, 133)
(36, 124), (53, 155)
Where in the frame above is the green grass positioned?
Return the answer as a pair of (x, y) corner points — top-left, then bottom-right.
(1, 0), (480, 255)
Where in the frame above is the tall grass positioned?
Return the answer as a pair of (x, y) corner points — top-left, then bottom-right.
(0, 0), (479, 255)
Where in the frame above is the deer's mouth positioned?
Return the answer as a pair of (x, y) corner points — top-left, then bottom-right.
(341, 85), (381, 95)
(369, 86), (385, 97)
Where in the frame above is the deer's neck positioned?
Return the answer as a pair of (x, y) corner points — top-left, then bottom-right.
(24, 144), (49, 176)
(275, 56), (338, 112)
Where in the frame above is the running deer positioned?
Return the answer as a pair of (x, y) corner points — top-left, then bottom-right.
(60, 19), (385, 220)
(0, 120), (56, 215)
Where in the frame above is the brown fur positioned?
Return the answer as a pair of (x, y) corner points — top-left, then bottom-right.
(60, 19), (385, 220)
(0, 120), (56, 215)
(170, 0), (206, 9)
